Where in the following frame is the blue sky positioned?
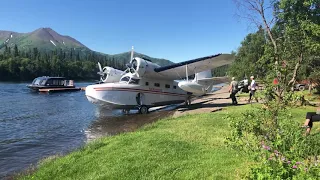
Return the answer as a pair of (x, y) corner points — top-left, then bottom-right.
(0, 0), (255, 62)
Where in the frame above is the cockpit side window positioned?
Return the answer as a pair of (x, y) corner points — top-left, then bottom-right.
(129, 78), (140, 84)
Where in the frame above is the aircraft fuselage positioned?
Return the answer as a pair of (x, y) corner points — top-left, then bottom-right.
(85, 77), (187, 110)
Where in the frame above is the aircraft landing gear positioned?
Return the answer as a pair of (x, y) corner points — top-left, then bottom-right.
(185, 95), (192, 106)
(139, 105), (149, 114)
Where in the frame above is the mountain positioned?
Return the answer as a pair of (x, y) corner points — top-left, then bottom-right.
(110, 52), (173, 67)
(0, 27), (175, 81)
(0, 28), (88, 51)
(0, 28), (173, 66)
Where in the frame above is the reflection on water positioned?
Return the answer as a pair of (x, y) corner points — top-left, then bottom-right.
(85, 106), (176, 141)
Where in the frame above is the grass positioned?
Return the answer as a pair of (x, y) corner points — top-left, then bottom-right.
(19, 105), (320, 180)
(295, 90), (320, 102)
(237, 90), (320, 104)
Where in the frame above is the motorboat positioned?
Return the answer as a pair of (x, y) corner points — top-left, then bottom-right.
(27, 76), (78, 91)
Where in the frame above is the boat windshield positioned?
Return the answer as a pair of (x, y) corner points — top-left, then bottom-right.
(120, 76), (140, 84)
(32, 78), (43, 85)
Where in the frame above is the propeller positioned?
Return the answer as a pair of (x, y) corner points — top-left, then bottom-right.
(121, 60), (138, 75)
(121, 46), (138, 76)
(97, 62), (111, 82)
(97, 62), (103, 75)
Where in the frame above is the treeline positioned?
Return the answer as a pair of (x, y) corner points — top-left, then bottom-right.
(228, 0), (319, 92)
(0, 45), (126, 81)
(212, 65), (229, 77)
(0, 45), (173, 81)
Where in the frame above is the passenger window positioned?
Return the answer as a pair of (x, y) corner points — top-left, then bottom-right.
(165, 84), (170, 88)
(173, 85), (177, 89)
(154, 83), (160, 87)
(145, 82), (149, 86)
(46, 79), (53, 85)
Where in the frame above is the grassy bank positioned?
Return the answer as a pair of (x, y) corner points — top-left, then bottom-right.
(20, 105), (318, 180)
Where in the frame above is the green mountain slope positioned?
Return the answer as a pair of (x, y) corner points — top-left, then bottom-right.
(0, 27), (174, 81)
(0, 28), (88, 51)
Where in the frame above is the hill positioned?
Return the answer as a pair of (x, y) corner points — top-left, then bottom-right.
(0, 28), (88, 52)
(0, 27), (174, 81)
(0, 27), (173, 66)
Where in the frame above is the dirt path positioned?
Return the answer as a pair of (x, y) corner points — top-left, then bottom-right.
(173, 85), (247, 117)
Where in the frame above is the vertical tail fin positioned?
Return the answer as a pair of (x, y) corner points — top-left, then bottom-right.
(194, 70), (213, 93)
(194, 70), (212, 81)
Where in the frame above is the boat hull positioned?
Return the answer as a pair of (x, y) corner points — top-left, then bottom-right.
(85, 83), (187, 110)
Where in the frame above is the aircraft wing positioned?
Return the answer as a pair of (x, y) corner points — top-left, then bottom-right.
(154, 54), (234, 80)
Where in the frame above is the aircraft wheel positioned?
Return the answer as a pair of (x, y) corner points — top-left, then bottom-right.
(139, 105), (149, 114)
(185, 96), (191, 106)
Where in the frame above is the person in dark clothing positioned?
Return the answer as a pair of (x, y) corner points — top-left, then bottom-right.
(229, 77), (238, 105)
(302, 107), (320, 135)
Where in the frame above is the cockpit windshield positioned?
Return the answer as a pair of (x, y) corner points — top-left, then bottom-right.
(120, 76), (140, 84)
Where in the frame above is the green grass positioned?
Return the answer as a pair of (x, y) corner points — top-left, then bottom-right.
(237, 90), (320, 103)
(19, 105), (319, 180)
(295, 90), (320, 102)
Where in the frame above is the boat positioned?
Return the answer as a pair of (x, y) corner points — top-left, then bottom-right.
(27, 76), (81, 92)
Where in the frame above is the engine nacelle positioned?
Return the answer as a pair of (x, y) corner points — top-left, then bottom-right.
(101, 67), (123, 83)
(130, 57), (160, 78)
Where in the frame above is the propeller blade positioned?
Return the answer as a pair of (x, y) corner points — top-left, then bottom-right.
(98, 62), (103, 72)
(130, 46), (134, 61)
(126, 63), (132, 68)
(121, 68), (129, 75)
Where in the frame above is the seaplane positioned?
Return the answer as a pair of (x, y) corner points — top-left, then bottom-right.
(85, 47), (234, 114)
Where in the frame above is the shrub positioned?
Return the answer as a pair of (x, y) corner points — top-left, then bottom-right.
(225, 103), (320, 179)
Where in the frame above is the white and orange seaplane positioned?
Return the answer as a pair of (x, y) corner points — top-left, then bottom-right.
(85, 47), (233, 114)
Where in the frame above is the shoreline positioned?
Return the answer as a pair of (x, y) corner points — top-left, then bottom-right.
(14, 95), (320, 179)
(6, 84), (234, 179)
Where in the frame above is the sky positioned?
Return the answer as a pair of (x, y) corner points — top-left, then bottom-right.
(0, 0), (256, 62)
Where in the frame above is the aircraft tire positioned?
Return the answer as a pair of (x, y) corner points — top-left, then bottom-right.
(139, 105), (149, 114)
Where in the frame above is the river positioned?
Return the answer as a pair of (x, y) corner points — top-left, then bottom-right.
(0, 82), (175, 178)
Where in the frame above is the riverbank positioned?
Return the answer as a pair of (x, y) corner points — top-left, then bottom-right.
(18, 104), (319, 180)
(16, 86), (320, 179)
(19, 105), (253, 180)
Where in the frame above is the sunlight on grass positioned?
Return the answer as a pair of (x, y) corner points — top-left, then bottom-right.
(20, 105), (319, 180)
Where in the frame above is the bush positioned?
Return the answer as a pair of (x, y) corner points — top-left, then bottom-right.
(225, 103), (320, 179)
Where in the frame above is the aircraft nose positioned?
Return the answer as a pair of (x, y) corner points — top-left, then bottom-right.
(85, 85), (98, 103)
(85, 85), (95, 96)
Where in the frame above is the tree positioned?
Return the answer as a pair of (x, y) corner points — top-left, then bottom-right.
(14, 45), (19, 57)
(274, 0), (320, 87)
(234, 0), (278, 54)
(229, 27), (267, 79)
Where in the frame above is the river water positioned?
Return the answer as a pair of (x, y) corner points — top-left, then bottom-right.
(0, 82), (175, 178)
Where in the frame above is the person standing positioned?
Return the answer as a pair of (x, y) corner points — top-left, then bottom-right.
(229, 77), (238, 105)
(248, 76), (258, 103)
